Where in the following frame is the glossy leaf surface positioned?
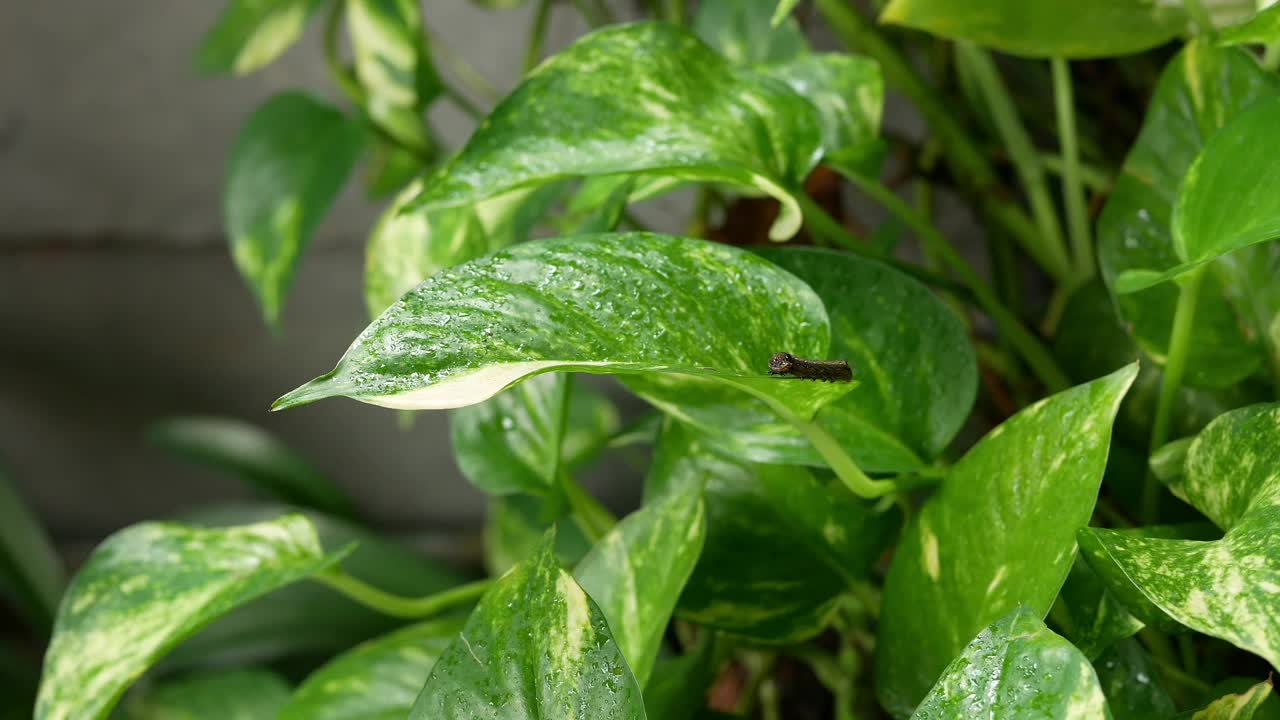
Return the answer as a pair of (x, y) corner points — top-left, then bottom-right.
(148, 416), (355, 518)
(876, 365), (1137, 715)
(225, 93), (365, 327)
(406, 23), (825, 240)
(910, 609), (1108, 720)
(280, 617), (464, 720)
(409, 531), (646, 719)
(35, 515), (344, 720)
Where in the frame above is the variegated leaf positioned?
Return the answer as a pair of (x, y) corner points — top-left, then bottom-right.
(196, 0), (325, 74)
(1180, 681), (1275, 719)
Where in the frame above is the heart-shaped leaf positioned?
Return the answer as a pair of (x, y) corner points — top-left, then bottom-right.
(124, 669), (291, 720)
(1094, 639), (1177, 720)
(1116, 98), (1280, 293)
(910, 608), (1109, 719)
(878, 0), (1187, 58)
(347, 0), (439, 152)
(1098, 43), (1280, 388)
(147, 417), (356, 519)
(574, 469), (705, 685)
(225, 93), (365, 327)
(1179, 681), (1275, 720)
(647, 421), (899, 642)
(693, 0), (807, 65)
(1220, 3), (1280, 46)
(279, 617), (464, 720)
(196, 0), (325, 74)
(875, 364), (1137, 716)
(1080, 403), (1280, 669)
(35, 514), (346, 720)
(0, 465), (64, 633)
(409, 530), (646, 719)
(450, 374), (619, 499)
(405, 23), (825, 240)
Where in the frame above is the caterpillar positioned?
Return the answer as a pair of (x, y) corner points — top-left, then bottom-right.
(768, 352), (853, 383)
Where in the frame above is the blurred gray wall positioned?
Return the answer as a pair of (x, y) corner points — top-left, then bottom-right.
(0, 1), (650, 548)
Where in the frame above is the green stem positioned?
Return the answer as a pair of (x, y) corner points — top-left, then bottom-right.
(663, 0), (685, 24)
(957, 44), (1072, 282)
(837, 170), (1071, 392)
(323, 2), (366, 106)
(1038, 153), (1112, 193)
(524, 0), (553, 73)
(427, 31), (504, 105)
(562, 474), (617, 543)
(1051, 57), (1095, 279)
(814, 0), (1059, 280)
(314, 572), (491, 618)
(1184, 0), (1216, 34)
(442, 86), (484, 122)
(1143, 266), (1207, 523)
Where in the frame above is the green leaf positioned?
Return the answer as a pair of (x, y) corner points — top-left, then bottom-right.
(195, 0), (324, 74)
(1080, 403), (1280, 670)
(0, 465), (64, 632)
(758, 55), (884, 158)
(450, 373), (619, 498)
(124, 669), (291, 720)
(771, 0), (802, 26)
(279, 617), (464, 720)
(566, 176), (634, 234)
(692, 0), (807, 65)
(1116, 98), (1280, 292)
(1098, 43), (1280, 388)
(1180, 682), (1275, 720)
(347, 0), (440, 152)
(409, 531), (646, 719)
(147, 416), (356, 518)
(483, 494), (592, 576)
(875, 364), (1137, 716)
(165, 503), (463, 669)
(909, 608), (1109, 719)
(644, 635), (723, 718)
(406, 23), (825, 241)
(879, 0), (1186, 58)
(648, 421), (898, 642)
(35, 514), (346, 720)
(363, 181), (566, 317)
(226, 93), (365, 327)
(1220, 4), (1280, 46)
(573, 471), (706, 686)
(1094, 639), (1177, 720)
(1054, 556), (1145, 660)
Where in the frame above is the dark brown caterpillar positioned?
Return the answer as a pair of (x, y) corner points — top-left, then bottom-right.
(769, 352), (853, 383)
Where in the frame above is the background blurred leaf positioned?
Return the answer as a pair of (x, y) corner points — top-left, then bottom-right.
(692, 0), (807, 65)
(124, 668), (290, 720)
(0, 465), (64, 633)
(196, 0), (326, 74)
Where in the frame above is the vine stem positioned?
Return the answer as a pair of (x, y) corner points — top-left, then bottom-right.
(834, 168), (1071, 392)
(314, 571), (491, 619)
(957, 44), (1072, 282)
(1051, 57), (1095, 279)
(1143, 266), (1207, 523)
(524, 0), (554, 73)
(1184, 0), (1216, 34)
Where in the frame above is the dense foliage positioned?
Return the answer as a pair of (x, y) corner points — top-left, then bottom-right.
(7, 1), (1280, 718)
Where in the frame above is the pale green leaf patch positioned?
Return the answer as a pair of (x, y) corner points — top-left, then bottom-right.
(196, 0), (325, 75)
(1219, 3), (1280, 47)
(1179, 681), (1275, 719)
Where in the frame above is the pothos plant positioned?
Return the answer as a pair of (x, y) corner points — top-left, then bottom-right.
(10, 0), (1280, 718)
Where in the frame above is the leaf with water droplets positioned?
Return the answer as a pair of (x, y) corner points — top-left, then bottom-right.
(405, 23), (825, 241)
(1080, 403), (1280, 671)
(123, 668), (291, 720)
(1098, 43), (1279, 388)
(910, 608), (1109, 720)
(409, 530), (647, 719)
(34, 514), (347, 720)
(875, 365), (1137, 716)
(279, 617), (465, 720)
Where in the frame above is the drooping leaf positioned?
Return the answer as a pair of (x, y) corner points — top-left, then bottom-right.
(875, 364), (1137, 716)
(1098, 43), (1280, 388)
(1094, 639), (1177, 720)
(692, 0), (807, 65)
(0, 465), (64, 632)
(276, 234), (853, 457)
(1054, 556), (1145, 660)
(573, 469), (706, 685)
(450, 374), (619, 498)
(147, 416), (356, 518)
(196, 0), (325, 74)
(647, 421), (899, 642)
(124, 669), (291, 720)
(909, 608), (1109, 720)
(1220, 4), (1280, 46)
(165, 503), (463, 669)
(347, 0), (440, 152)
(225, 93), (365, 327)
(406, 23), (825, 241)
(1080, 403), (1280, 669)
(279, 617), (465, 720)
(1179, 682), (1275, 720)
(483, 494), (592, 577)
(1117, 98), (1280, 292)
(408, 531), (646, 719)
(879, 0), (1186, 58)
(35, 515), (346, 720)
